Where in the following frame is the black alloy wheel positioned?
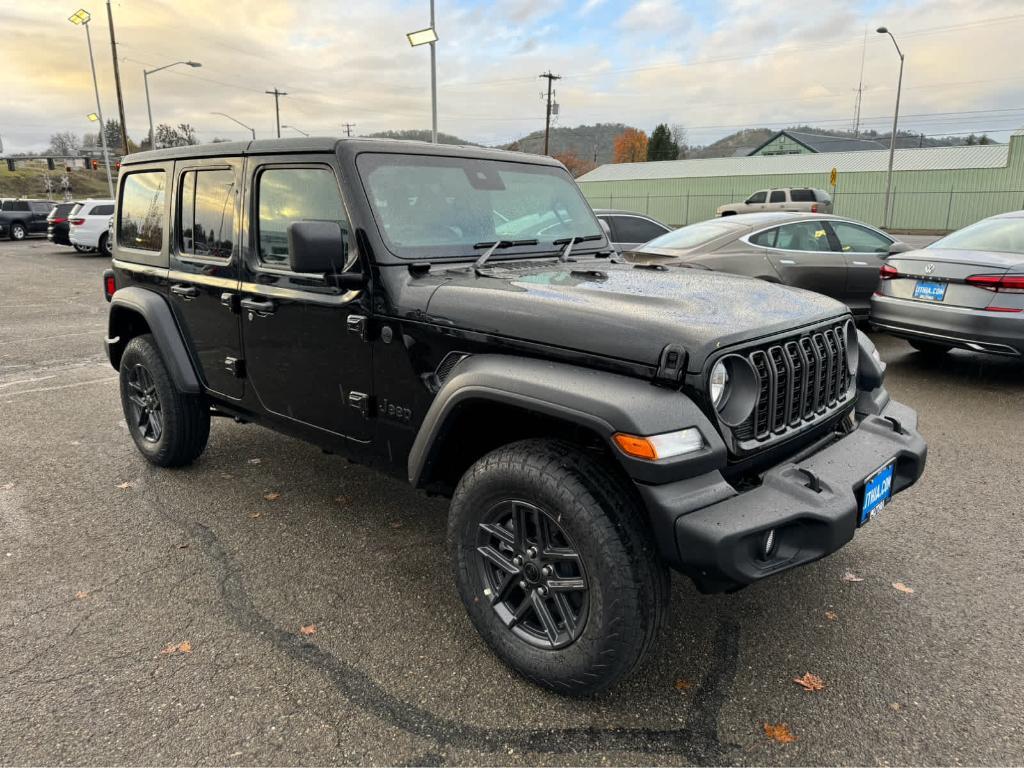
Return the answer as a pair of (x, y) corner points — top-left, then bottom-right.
(475, 500), (589, 650)
(125, 363), (163, 443)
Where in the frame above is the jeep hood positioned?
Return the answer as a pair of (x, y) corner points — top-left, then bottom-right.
(420, 260), (847, 372)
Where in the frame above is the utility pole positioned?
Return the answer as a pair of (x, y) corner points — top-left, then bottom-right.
(105, 0), (129, 152)
(266, 88), (288, 138)
(852, 28), (866, 136)
(539, 71), (561, 156)
(429, 0), (438, 143)
(341, 122), (356, 137)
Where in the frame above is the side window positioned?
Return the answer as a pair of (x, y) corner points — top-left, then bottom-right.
(746, 191), (767, 204)
(789, 189), (816, 202)
(830, 221), (892, 253)
(256, 166), (347, 267)
(91, 204), (115, 216)
(179, 169), (236, 260)
(615, 216), (668, 244)
(769, 190), (786, 203)
(749, 228), (778, 247)
(32, 202), (52, 213)
(13, 201), (30, 212)
(119, 171), (167, 251)
(775, 221), (834, 252)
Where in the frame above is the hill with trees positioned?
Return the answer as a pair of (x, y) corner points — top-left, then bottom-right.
(364, 129), (478, 145)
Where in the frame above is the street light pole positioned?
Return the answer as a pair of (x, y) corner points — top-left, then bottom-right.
(878, 26), (904, 230)
(211, 112), (256, 140)
(69, 10), (113, 198)
(429, 0), (437, 144)
(144, 60), (202, 149)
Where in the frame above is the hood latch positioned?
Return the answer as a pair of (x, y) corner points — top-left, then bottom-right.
(655, 343), (687, 385)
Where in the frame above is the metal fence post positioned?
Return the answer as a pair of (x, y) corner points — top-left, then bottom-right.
(645, 193), (650, 215)
(944, 187), (953, 232)
(684, 192), (690, 226)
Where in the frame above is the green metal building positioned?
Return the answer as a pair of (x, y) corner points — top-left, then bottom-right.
(577, 132), (1024, 233)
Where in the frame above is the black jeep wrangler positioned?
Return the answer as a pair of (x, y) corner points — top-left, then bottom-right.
(103, 138), (926, 695)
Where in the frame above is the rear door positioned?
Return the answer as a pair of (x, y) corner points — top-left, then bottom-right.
(828, 220), (894, 314)
(764, 220), (848, 300)
(30, 202), (52, 232)
(239, 156), (373, 440)
(166, 159), (245, 400)
(767, 189), (787, 211)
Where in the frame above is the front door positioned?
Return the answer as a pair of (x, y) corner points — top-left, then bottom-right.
(239, 157), (373, 441)
(166, 160), (245, 400)
(765, 220), (848, 301)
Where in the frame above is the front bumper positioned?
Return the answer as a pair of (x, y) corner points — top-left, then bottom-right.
(637, 398), (926, 593)
(871, 294), (1022, 356)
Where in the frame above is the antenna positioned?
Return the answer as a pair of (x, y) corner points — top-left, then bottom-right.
(853, 27), (866, 135)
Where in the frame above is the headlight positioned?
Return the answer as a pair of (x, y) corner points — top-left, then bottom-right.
(710, 361), (729, 408)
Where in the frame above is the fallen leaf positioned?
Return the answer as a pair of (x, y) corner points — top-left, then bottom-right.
(825, 610), (838, 621)
(763, 722), (797, 744)
(263, 491), (280, 501)
(299, 624), (317, 636)
(841, 571), (864, 582)
(673, 679), (693, 690)
(176, 543), (189, 549)
(116, 481), (134, 490)
(889, 702), (902, 711)
(1, 482), (15, 491)
(247, 458), (262, 465)
(248, 511), (261, 519)
(793, 672), (825, 692)
(160, 641), (192, 656)
(74, 590), (89, 600)
(389, 521), (403, 529)
(70, 440), (81, 446)
(892, 582), (915, 594)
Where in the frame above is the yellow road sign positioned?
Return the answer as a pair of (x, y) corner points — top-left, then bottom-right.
(830, 167), (838, 187)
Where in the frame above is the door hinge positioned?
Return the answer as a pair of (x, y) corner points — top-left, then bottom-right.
(347, 314), (369, 341)
(656, 343), (687, 385)
(348, 391), (373, 417)
(224, 356), (246, 378)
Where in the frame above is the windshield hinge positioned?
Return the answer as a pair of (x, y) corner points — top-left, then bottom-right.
(655, 344), (687, 385)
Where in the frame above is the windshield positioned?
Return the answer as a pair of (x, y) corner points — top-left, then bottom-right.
(930, 216), (1024, 254)
(642, 220), (741, 251)
(357, 153), (604, 259)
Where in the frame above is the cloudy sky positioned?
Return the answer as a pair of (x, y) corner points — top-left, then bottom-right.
(3, 0), (1024, 153)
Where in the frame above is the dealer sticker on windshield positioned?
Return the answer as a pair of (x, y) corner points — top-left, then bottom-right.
(860, 461), (895, 526)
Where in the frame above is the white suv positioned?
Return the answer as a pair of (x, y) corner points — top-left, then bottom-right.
(716, 188), (833, 217)
(69, 199), (116, 256)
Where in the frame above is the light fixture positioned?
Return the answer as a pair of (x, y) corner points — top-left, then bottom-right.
(612, 428), (704, 461)
(710, 360), (730, 408)
(68, 8), (90, 24)
(87, 112), (99, 121)
(406, 27), (438, 46)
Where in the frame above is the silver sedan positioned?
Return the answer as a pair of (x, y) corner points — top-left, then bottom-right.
(627, 212), (909, 319)
(870, 211), (1024, 356)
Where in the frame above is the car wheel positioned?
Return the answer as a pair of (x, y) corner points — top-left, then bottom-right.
(98, 233), (111, 258)
(73, 244), (92, 254)
(10, 223), (27, 240)
(909, 339), (952, 356)
(119, 334), (210, 467)
(448, 439), (669, 696)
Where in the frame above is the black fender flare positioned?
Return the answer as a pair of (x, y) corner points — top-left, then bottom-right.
(407, 355), (726, 487)
(106, 286), (201, 393)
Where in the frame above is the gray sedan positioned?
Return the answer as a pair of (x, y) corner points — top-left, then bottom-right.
(870, 211), (1024, 356)
(627, 212), (908, 318)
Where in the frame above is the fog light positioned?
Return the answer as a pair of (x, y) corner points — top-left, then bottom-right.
(760, 528), (777, 560)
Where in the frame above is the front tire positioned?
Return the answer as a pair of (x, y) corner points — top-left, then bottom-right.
(119, 334), (210, 467)
(909, 339), (952, 356)
(448, 439), (668, 696)
(10, 223), (27, 240)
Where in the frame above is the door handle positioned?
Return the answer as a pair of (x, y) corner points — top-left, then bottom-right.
(779, 259), (796, 265)
(170, 284), (199, 299)
(240, 297), (276, 316)
(852, 261), (868, 266)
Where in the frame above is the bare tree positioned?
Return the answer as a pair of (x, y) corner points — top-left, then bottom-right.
(48, 131), (81, 156)
(670, 124), (689, 159)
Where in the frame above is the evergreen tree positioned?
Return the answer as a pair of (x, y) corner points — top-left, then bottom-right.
(646, 123), (680, 161)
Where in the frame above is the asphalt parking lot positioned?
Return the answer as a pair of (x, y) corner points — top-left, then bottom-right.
(1, 237), (1022, 766)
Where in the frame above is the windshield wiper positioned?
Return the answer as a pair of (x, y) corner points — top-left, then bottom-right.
(472, 239), (538, 273)
(552, 234), (604, 262)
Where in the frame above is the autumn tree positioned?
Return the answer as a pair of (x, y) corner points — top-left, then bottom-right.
(553, 150), (597, 178)
(613, 128), (648, 163)
(647, 123), (680, 161)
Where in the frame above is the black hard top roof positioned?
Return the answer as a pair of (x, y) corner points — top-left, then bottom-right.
(121, 136), (563, 167)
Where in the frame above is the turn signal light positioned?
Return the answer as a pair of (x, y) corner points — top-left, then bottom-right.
(966, 273), (1024, 293)
(879, 264), (900, 280)
(613, 428), (703, 461)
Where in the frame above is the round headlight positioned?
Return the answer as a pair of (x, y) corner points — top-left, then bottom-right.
(710, 360), (730, 409)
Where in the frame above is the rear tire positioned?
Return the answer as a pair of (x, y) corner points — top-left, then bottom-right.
(119, 334), (210, 467)
(10, 222), (27, 240)
(909, 339), (952, 356)
(448, 439), (668, 696)
(98, 233), (111, 258)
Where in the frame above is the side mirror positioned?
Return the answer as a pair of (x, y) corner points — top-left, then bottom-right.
(287, 220), (347, 274)
(887, 240), (913, 256)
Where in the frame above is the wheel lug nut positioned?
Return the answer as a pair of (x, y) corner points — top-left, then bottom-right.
(541, 566), (551, 576)
(512, 556), (522, 566)
(527, 547), (537, 558)
(538, 585), (548, 595)
(518, 580), (527, 589)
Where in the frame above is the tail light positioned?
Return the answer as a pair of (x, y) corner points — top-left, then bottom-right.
(810, 204), (818, 213)
(52, 217), (67, 225)
(880, 263), (900, 279)
(966, 273), (1024, 293)
(103, 270), (116, 301)
(70, 217), (86, 226)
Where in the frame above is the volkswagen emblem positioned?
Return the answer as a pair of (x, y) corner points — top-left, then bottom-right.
(924, 263), (936, 274)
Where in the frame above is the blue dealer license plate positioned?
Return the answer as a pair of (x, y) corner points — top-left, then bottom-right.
(860, 461), (895, 525)
(913, 280), (947, 301)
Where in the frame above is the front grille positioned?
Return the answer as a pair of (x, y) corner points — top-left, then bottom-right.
(732, 322), (853, 445)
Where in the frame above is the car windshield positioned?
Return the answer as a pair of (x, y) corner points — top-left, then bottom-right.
(930, 216), (1024, 254)
(641, 220), (740, 251)
(356, 153), (604, 260)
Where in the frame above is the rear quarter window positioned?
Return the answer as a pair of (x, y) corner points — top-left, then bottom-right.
(789, 189), (816, 202)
